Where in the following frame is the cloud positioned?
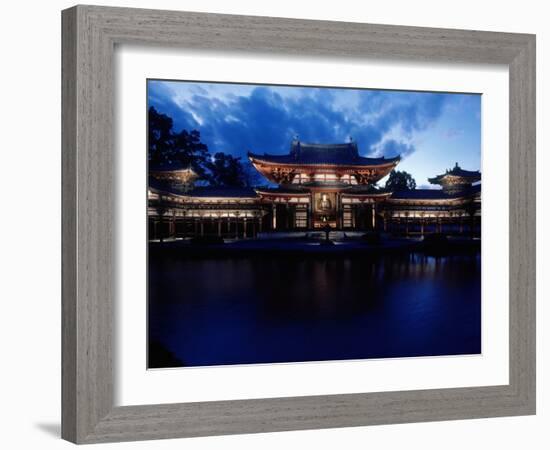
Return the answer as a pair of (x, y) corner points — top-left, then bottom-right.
(443, 128), (464, 139)
(378, 139), (416, 158)
(416, 183), (439, 190)
(148, 81), (452, 161)
(147, 82), (197, 131)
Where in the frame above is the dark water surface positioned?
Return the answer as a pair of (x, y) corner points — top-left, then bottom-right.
(148, 251), (481, 367)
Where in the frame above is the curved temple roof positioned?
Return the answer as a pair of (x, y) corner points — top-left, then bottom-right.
(149, 178), (259, 199)
(149, 160), (197, 172)
(248, 140), (400, 167)
(390, 184), (481, 200)
(428, 163), (481, 185)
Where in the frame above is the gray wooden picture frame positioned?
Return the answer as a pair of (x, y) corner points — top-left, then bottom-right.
(61, 5), (536, 444)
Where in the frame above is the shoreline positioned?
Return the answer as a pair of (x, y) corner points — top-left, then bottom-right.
(148, 235), (481, 258)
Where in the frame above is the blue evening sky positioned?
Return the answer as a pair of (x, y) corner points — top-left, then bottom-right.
(148, 80), (481, 188)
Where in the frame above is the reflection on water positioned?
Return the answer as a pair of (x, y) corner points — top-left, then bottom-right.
(148, 252), (481, 367)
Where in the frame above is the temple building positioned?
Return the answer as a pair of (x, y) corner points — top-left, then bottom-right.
(148, 140), (481, 240)
(383, 163), (481, 235)
(149, 162), (199, 192)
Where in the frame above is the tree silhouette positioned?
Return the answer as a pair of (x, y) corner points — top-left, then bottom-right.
(171, 129), (209, 176)
(206, 152), (247, 187)
(148, 106), (174, 161)
(148, 107), (209, 178)
(385, 170), (417, 191)
(148, 106), (254, 187)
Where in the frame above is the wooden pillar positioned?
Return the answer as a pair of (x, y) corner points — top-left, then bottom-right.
(168, 216), (173, 238)
(371, 203), (376, 230)
(285, 203), (290, 229)
(307, 197), (313, 229)
(217, 218), (222, 237)
(259, 215), (263, 233)
(339, 196), (345, 229)
(200, 220), (204, 237)
(421, 220), (424, 236)
(194, 218), (198, 237)
(227, 216), (231, 233)
(159, 214), (164, 242)
(272, 204), (277, 230)
(336, 195), (341, 229)
(243, 218), (247, 238)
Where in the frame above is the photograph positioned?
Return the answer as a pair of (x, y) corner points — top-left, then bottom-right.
(147, 80), (482, 368)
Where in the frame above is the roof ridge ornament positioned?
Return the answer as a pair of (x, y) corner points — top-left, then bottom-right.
(290, 136), (301, 154)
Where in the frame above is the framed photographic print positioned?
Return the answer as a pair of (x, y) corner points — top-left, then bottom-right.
(62, 5), (536, 444)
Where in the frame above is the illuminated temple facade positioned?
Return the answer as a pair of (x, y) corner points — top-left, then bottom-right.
(148, 140), (481, 240)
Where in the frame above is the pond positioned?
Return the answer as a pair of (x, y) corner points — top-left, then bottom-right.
(148, 251), (481, 368)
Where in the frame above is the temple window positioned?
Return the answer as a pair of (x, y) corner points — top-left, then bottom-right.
(340, 174), (352, 184)
(343, 210), (353, 228)
(314, 173), (338, 182)
(295, 209), (308, 228)
(292, 173), (311, 184)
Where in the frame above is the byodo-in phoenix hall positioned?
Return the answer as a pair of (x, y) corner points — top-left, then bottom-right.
(148, 139), (481, 240)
